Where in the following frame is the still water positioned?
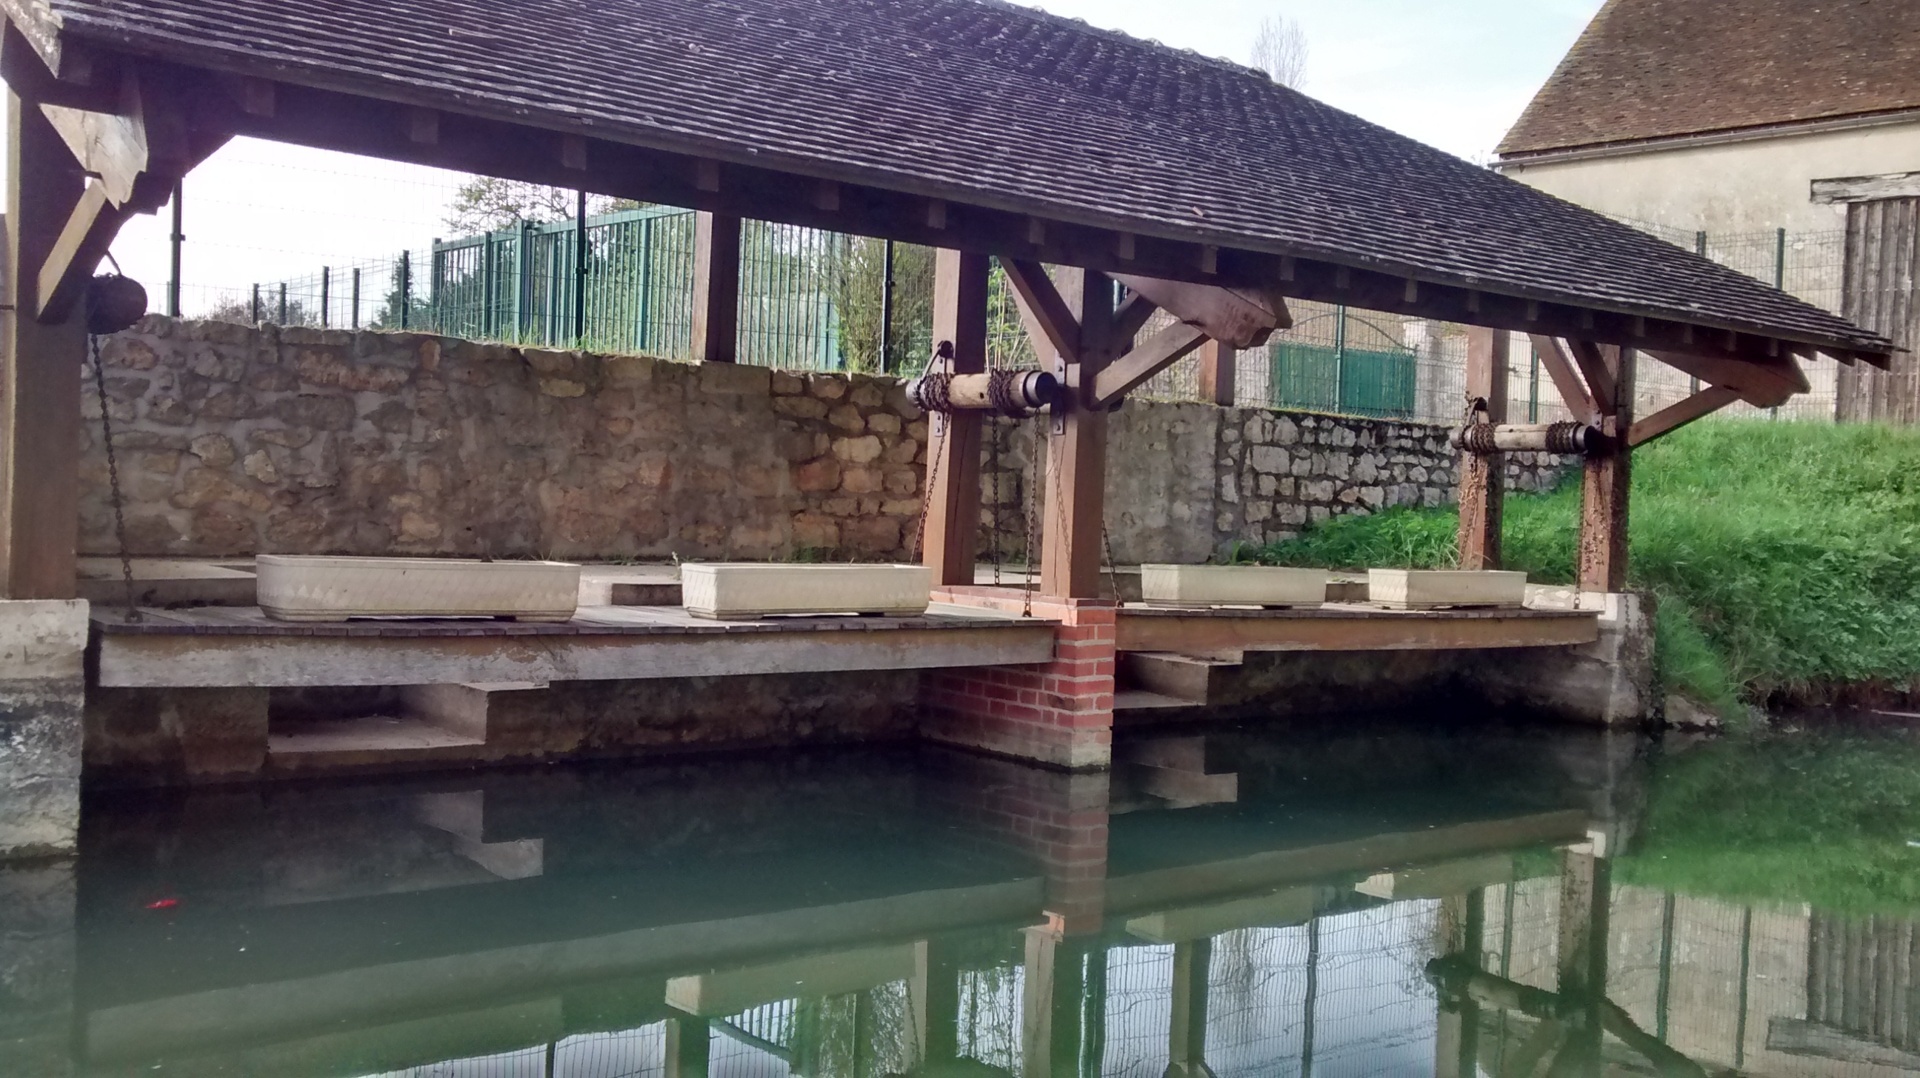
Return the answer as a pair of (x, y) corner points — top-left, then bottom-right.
(13, 718), (1920, 1078)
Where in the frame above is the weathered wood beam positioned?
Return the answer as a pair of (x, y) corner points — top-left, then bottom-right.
(0, 21), (116, 112)
(1041, 268), (1113, 600)
(180, 65), (1882, 369)
(1528, 335), (1601, 425)
(37, 63), (218, 214)
(1, 91), (87, 599)
(1165, 939), (1213, 1078)
(922, 249), (990, 587)
(1196, 339), (1236, 407)
(1813, 171), (1920, 205)
(1090, 323), (1208, 406)
(1003, 259), (1080, 364)
(1626, 386), (1740, 449)
(1457, 328), (1509, 571)
(35, 178), (127, 323)
(1578, 345), (1635, 593)
(1566, 339), (1618, 413)
(1111, 290), (1158, 345)
(1110, 274), (1291, 349)
(690, 211), (741, 363)
(1644, 348), (1804, 408)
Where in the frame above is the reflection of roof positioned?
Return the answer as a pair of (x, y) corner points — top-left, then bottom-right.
(18, 0), (1892, 356)
(1501, 0), (1920, 156)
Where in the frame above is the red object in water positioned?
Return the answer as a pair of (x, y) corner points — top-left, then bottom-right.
(144, 898), (180, 910)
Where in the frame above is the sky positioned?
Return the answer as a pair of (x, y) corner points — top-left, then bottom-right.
(38, 0), (1603, 315)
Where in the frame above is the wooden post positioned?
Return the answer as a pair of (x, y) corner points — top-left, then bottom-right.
(1022, 926), (1085, 1078)
(1556, 846), (1610, 1072)
(1040, 269), (1114, 599)
(1, 92), (87, 600)
(1434, 891), (1485, 1078)
(912, 937), (962, 1067)
(1166, 938), (1214, 1078)
(1457, 327), (1509, 571)
(1579, 345), (1636, 593)
(665, 1014), (710, 1078)
(1196, 339), (1236, 406)
(690, 211), (741, 364)
(923, 250), (990, 586)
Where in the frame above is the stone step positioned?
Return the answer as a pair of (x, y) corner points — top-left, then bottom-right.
(399, 682), (549, 743)
(1117, 651), (1245, 705)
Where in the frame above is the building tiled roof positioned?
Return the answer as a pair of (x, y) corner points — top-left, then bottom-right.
(25, 0), (1894, 356)
(1502, 0), (1920, 157)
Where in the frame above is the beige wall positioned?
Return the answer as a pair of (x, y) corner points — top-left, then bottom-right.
(1499, 118), (1920, 235)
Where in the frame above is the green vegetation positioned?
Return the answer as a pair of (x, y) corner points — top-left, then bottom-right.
(1619, 729), (1920, 914)
(1252, 420), (1920, 715)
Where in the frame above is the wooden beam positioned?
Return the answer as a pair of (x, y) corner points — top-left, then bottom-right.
(1110, 274), (1292, 348)
(1627, 386), (1740, 449)
(1643, 347), (1804, 408)
(0, 22), (116, 112)
(690, 211), (741, 363)
(1812, 171), (1920, 205)
(1578, 345), (1635, 594)
(1457, 327), (1509, 571)
(1041, 268), (1113, 600)
(1003, 258), (1080, 364)
(35, 179), (128, 323)
(665, 1015), (710, 1078)
(922, 249), (990, 587)
(1, 91), (88, 599)
(1566, 339), (1617, 412)
(1091, 323), (1208, 406)
(1528, 335), (1600, 425)
(1196, 339), (1236, 406)
(184, 64), (1881, 366)
(1112, 290), (1158, 345)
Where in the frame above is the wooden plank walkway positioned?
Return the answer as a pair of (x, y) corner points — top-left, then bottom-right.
(91, 604), (1056, 688)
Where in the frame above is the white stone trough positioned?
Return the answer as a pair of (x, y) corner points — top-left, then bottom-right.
(681, 563), (932, 620)
(1367, 569), (1528, 610)
(1139, 565), (1329, 608)
(256, 556), (582, 622)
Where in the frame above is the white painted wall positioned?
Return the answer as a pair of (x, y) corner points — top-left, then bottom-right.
(1498, 118), (1920, 235)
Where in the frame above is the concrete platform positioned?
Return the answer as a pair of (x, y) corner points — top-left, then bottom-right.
(1115, 601), (1600, 654)
(90, 603), (1056, 689)
(78, 558), (256, 608)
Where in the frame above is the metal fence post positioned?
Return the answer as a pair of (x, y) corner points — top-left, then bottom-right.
(277, 282), (288, 325)
(574, 190), (589, 344)
(351, 268), (361, 330)
(319, 266), (331, 328)
(250, 283), (261, 325)
(518, 218), (536, 341)
(879, 238), (896, 373)
(400, 250), (413, 330)
(167, 179), (183, 317)
(481, 233), (496, 337)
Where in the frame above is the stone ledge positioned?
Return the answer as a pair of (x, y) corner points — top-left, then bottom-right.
(0, 600), (88, 681)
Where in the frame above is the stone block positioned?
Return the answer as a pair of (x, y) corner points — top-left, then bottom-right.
(0, 601), (88, 682)
(84, 687), (270, 785)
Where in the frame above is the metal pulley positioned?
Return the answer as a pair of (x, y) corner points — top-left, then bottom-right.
(907, 369), (1063, 417)
(86, 274), (149, 336)
(1451, 420), (1605, 456)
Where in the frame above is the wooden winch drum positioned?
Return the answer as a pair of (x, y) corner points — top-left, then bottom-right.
(1451, 421), (1603, 455)
(906, 370), (1062, 415)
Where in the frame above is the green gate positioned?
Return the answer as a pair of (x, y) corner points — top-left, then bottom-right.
(1269, 309), (1417, 419)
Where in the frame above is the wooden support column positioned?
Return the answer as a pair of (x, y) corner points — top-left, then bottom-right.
(1, 92), (87, 600)
(665, 1015), (710, 1078)
(922, 250), (990, 586)
(1456, 327), (1510, 571)
(1579, 345), (1636, 593)
(1555, 845), (1611, 1073)
(1166, 939), (1215, 1078)
(1022, 925), (1086, 1078)
(1041, 269), (1114, 599)
(1196, 340), (1235, 406)
(912, 937), (962, 1068)
(1433, 891), (1485, 1078)
(690, 211), (741, 363)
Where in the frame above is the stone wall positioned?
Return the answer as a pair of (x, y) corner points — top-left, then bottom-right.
(82, 318), (1571, 563)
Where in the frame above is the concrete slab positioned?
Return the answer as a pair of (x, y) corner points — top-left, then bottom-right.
(0, 600), (88, 860)
(79, 559), (255, 608)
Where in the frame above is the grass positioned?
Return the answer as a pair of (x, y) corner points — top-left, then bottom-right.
(1618, 727), (1920, 914)
(1252, 420), (1920, 715)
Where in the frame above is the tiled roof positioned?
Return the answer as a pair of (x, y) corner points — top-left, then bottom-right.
(29, 0), (1893, 355)
(1502, 0), (1920, 156)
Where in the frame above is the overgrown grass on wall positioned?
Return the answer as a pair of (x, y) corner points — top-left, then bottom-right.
(1250, 421), (1920, 716)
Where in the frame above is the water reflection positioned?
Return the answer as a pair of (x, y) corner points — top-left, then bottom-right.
(5, 723), (1915, 1076)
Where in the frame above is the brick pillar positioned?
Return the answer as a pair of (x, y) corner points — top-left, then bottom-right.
(922, 589), (1115, 771)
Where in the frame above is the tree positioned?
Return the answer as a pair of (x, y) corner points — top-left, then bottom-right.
(443, 176), (638, 236)
(1251, 14), (1309, 89)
